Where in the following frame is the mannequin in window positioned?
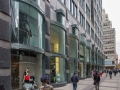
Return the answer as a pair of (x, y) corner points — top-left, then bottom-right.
(24, 72), (30, 83)
(24, 68), (29, 75)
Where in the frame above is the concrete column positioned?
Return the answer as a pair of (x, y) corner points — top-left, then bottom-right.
(44, 0), (51, 83)
(0, 0), (11, 90)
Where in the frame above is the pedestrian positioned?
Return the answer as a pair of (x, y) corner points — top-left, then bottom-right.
(100, 71), (102, 77)
(39, 75), (54, 90)
(92, 70), (94, 78)
(71, 72), (79, 90)
(109, 70), (112, 79)
(93, 71), (100, 90)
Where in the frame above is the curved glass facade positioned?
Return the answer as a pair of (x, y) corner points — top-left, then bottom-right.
(11, 1), (43, 48)
(50, 24), (65, 55)
(69, 37), (78, 58)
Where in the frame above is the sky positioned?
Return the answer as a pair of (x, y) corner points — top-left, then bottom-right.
(102, 0), (120, 62)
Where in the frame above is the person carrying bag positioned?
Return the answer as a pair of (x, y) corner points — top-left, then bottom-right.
(93, 71), (100, 90)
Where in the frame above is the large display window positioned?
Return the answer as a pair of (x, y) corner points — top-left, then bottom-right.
(69, 37), (78, 58)
(11, 50), (42, 90)
(50, 24), (65, 55)
(50, 57), (66, 83)
(80, 45), (85, 60)
(11, 1), (43, 48)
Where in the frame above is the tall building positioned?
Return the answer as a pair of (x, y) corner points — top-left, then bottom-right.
(102, 9), (116, 70)
(0, 0), (104, 90)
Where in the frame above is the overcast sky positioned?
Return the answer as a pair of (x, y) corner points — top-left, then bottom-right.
(102, 0), (120, 61)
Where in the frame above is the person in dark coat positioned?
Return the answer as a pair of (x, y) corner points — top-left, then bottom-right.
(109, 70), (112, 79)
(93, 71), (100, 90)
(71, 72), (79, 90)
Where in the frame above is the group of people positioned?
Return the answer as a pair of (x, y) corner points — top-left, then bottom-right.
(105, 69), (119, 79)
(39, 71), (100, 90)
(24, 69), (119, 90)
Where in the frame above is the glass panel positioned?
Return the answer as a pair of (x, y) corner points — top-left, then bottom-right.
(86, 49), (90, 62)
(50, 24), (65, 55)
(11, 50), (42, 90)
(57, 13), (65, 26)
(80, 45), (84, 60)
(81, 35), (85, 42)
(11, 1), (43, 48)
(50, 57), (66, 83)
(69, 37), (78, 58)
(69, 60), (76, 80)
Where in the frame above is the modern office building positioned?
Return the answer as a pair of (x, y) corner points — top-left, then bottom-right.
(0, 0), (104, 90)
(102, 9), (116, 70)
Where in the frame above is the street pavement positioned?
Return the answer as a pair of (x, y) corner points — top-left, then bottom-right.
(54, 73), (120, 90)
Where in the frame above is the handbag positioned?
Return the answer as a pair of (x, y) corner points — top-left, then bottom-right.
(93, 81), (96, 85)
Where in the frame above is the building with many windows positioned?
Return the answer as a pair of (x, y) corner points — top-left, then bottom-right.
(0, 0), (104, 89)
(102, 9), (116, 70)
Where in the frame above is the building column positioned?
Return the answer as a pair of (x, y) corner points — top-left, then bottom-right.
(44, 0), (51, 83)
(66, 28), (69, 82)
(84, 45), (87, 78)
(90, 49), (92, 76)
(0, 0), (11, 90)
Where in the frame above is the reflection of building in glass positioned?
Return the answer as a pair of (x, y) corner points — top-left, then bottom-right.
(1, 0), (104, 89)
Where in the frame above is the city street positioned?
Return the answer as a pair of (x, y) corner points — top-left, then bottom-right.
(55, 73), (120, 90)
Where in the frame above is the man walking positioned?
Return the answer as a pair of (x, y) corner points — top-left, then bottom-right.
(109, 70), (112, 79)
(93, 71), (100, 90)
(71, 72), (79, 90)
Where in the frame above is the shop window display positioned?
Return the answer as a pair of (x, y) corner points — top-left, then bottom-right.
(11, 50), (42, 90)
(50, 57), (66, 83)
(11, 1), (43, 48)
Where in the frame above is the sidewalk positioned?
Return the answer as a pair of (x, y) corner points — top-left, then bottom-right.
(54, 73), (120, 90)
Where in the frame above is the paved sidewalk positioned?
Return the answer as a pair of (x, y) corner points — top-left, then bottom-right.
(54, 73), (120, 90)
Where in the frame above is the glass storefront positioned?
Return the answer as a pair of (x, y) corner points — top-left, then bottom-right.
(50, 57), (66, 83)
(69, 37), (78, 58)
(11, 50), (42, 90)
(11, 1), (43, 48)
(50, 24), (65, 55)
(79, 63), (84, 78)
(80, 45), (84, 60)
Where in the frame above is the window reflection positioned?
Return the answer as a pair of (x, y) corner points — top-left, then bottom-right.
(11, 1), (43, 48)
